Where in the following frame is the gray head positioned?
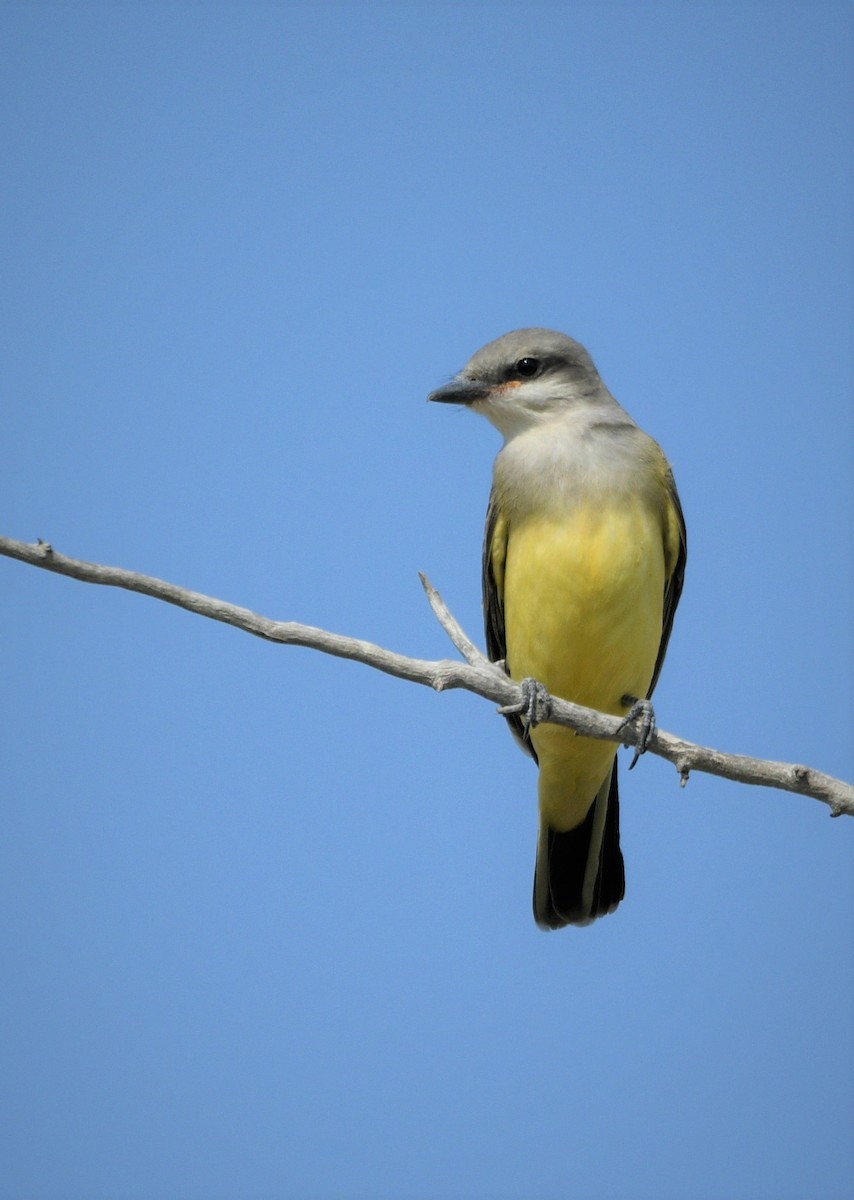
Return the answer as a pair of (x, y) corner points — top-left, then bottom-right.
(428, 328), (615, 439)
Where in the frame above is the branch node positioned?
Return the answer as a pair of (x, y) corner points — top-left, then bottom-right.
(36, 539), (54, 557)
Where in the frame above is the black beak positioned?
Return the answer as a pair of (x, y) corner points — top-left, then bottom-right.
(427, 377), (491, 406)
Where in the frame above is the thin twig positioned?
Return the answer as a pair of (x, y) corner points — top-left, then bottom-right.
(2, 533), (852, 817)
(419, 571), (489, 666)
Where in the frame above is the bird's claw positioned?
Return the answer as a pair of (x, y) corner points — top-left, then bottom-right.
(499, 677), (552, 736)
(619, 696), (656, 769)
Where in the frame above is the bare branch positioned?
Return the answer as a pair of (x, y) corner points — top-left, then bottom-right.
(419, 571), (490, 667)
(2, 533), (852, 818)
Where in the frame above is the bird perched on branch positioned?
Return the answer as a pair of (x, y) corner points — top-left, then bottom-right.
(429, 329), (686, 928)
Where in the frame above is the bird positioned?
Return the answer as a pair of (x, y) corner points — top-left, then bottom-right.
(429, 329), (686, 928)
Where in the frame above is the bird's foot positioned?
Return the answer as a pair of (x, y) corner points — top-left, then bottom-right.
(619, 696), (656, 769)
(499, 677), (552, 736)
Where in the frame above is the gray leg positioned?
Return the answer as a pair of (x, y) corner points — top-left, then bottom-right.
(619, 695), (656, 769)
(499, 677), (552, 737)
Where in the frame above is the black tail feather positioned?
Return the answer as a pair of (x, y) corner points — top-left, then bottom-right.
(533, 765), (625, 929)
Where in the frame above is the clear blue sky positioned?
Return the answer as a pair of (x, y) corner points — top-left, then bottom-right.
(2, 4), (852, 1199)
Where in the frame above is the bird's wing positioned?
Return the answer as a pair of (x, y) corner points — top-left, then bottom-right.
(648, 467), (688, 697)
(482, 488), (537, 760)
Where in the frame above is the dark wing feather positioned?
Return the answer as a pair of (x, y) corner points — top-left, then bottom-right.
(482, 490), (536, 760)
(648, 469), (688, 698)
(482, 490), (505, 664)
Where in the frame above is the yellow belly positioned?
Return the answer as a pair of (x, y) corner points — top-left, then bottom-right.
(503, 501), (665, 830)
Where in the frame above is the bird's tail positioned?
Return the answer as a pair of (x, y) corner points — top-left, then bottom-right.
(533, 763), (625, 928)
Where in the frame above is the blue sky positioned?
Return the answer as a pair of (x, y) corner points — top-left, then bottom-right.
(1, 3), (852, 1198)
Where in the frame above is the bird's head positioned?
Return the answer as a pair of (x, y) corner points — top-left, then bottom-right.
(428, 328), (610, 439)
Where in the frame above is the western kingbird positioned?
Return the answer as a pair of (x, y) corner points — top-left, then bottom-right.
(429, 329), (686, 928)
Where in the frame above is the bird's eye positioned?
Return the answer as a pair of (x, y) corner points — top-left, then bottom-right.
(514, 357), (541, 378)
